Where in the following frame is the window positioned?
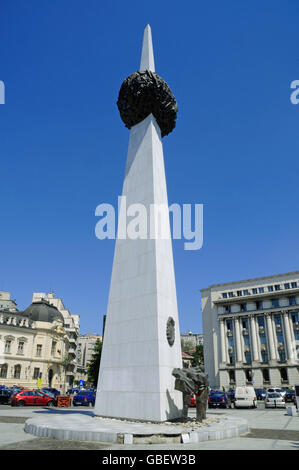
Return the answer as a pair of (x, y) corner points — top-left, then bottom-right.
(240, 303), (247, 312)
(291, 282), (297, 288)
(33, 368), (40, 380)
(0, 364), (8, 379)
(257, 316), (265, 327)
(291, 312), (298, 323)
(17, 342), (24, 355)
(259, 287), (264, 293)
(280, 368), (288, 382)
(274, 284), (281, 291)
(14, 365), (21, 379)
(284, 283), (290, 289)
(252, 288), (258, 294)
(245, 351), (252, 364)
(228, 292), (234, 298)
(242, 318), (248, 329)
(256, 301), (263, 310)
(278, 349), (286, 361)
(36, 344), (42, 356)
(261, 350), (268, 363)
(272, 299), (279, 308)
(276, 331), (284, 345)
(228, 336), (234, 347)
(259, 333), (267, 345)
(224, 305), (231, 313)
(51, 341), (57, 356)
(4, 340), (11, 353)
(237, 290), (242, 297)
(262, 369), (270, 382)
(289, 297), (296, 306)
(268, 286), (274, 292)
(222, 293), (227, 299)
(274, 314), (282, 326)
(245, 369), (252, 381)
(243, 290), (249, 296)
(229, 370), (235, 383)
(244, 335), (250, 346)
(226, 320), (233, 331)
(229, 354), (235, 365)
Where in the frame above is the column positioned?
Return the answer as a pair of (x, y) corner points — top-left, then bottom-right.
(219, 318), (227, 364)
(249, 315), (259, 362)
(282, 311), (294, 362)
(271, 314), (279, 358)
(234, 317), (243, 363)
(265, 313), (276, 360)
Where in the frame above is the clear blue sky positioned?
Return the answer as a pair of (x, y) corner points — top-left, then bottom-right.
(0, 1), (299, 335)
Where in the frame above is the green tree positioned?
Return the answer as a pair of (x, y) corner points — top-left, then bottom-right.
(87, 339), (103, 387)
(191, 344), (204, 367)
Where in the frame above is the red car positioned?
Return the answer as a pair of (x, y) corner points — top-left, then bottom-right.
(10, 389), (57, 407)
(189, 393), (196, 407)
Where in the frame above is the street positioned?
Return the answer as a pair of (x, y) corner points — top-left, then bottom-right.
(0, 402), (298, 450)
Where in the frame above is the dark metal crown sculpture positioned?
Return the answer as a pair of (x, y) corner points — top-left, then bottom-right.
(117, 70), (177, 137)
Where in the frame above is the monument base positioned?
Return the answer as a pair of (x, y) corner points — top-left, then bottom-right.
(24, 412), (249, 444)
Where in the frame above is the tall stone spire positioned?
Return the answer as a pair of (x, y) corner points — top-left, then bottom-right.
(139, 24), (155, 72)
(94, 26), (182, 422)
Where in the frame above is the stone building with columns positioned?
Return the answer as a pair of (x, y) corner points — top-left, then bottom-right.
(201, 271), (299, 389)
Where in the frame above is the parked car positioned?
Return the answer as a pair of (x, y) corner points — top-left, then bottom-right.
(10, 389), (57, 407)
(208, 390), (232, 409)
(265, 392), (286, 408)
(67, 387), (79, 394)
(285, 390), (296, 403)
(254, 388), (266, 400)
(266, 387), (286, 398)
(189, 393), (196, 407)
(41, 387), (61, 397)
(234, 386), (257, 409)
(72, 390), (96, 407)
(0, 389), (12, 405)
(39, 389), (56, 399)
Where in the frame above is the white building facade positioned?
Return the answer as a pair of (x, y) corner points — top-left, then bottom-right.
(201, 271), (299, 389)
(32, 292), (80, 389)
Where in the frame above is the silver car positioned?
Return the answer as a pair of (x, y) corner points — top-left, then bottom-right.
(265, 392), (286, 408)
(266, 387), (286, 398)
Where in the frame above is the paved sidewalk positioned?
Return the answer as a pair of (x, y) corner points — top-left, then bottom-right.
(0, 405), (297, 450)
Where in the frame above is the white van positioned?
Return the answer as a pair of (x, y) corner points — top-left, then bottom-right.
(234, 386), (257, 409)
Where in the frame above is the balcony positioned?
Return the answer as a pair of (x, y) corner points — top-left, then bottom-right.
(68, 347), (76, 356)
(242, 328), (249, 335)
(227, 331), (233, 337)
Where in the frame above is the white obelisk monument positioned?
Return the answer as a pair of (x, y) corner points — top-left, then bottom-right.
(94, 25), (183, 422)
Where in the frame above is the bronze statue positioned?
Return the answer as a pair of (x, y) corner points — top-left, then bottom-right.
(172, 366), (209, 422)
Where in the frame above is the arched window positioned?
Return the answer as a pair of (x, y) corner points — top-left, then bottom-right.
(245, 369), (252, 382)
(14, 364), (21, 379)
(280, 368), (288, 382)
(0, 364), (8, 379)
(229, 370), (235, 384)
(262, 368), (269, 383)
